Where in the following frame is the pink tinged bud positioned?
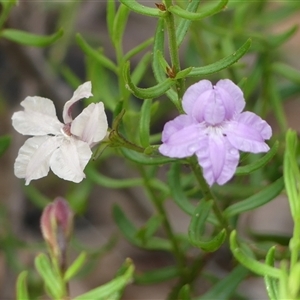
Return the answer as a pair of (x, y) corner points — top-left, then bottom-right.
(41, 197), (73, 257)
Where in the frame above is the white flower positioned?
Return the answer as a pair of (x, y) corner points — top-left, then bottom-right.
(12, 81), (108, 185)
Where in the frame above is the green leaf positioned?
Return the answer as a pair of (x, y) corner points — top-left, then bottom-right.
(235, 141), (279, 176)
(284, 130), (300, 217)
(188, 200), (226, 251)
(64, 252), (87, 282)
(187, 39), (251, 77)
(224, 177), (284, 218)
(120, 147), (176, 165)
(272, 62), (300, 85)
(168, 163), (195, 216)
(35, 254), (64, 299)
(0, 135), (11, 157)
(230, 231), (282, 278)
(197, 266), (249, 300)
(0, 28), (63, 47)
(134, 266), (179, 284)
(264, 247), (279, 300)
(123, 61), (176, 99)
(152, 19), (178, 105)
(106, 0), (116, 39)
(74, 259), (134, 300)
(176, 0), (201, 46)
(112, 4), (130, 47)
(169, 0), (228, 21)
(118, 0), (164, 18)
(175, 67), (193, 79)
(112, 205), (172, 251)
(16, 271), (30, 300)
(178, 284), (191, 300)
(124, 37), (154, 61)
(76, 34), (118, 73)
(139, 99), (152, 148)
(135, 215), (163, 244)
(86, 166), (143, 188)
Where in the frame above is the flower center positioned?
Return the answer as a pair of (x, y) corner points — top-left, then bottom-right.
(62, 124), (72, 137)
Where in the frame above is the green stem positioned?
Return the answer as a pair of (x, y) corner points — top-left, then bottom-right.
(140, 167), (185, 270)
(188, 157), (231, 236)
(290, 218), (300, 269)
(164, 0), (185, 100)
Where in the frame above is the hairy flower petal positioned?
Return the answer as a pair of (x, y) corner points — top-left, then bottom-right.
(14, 136), (61, 185)
(196, 134), (240, 186)
(12, 96), (63, 135)
(159, 115), (203, 158)
(71, 102), (108, 147)
(50, 138), (92, 183)
(63, 81), (93, 124)
(225, 111), (272, 153)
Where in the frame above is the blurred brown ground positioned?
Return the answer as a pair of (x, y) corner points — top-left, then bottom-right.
(0, 1), (299, 299)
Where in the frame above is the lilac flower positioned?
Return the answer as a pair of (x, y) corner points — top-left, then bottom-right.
(12, 82), (108, 184)
(159, 79), (272, 186)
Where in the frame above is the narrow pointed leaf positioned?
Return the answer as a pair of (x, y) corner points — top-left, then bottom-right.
(106, 0), (116, 38)
(0, 28), (63, 47)
(124, 61), (175, 99)
(152, 19), (178, 104)
(134, 266), (179, 284)
(176, 0), (201, 46)
(224, 177), (284, 218)
(120, 147), (176, 165)
(178, 285), (191, 300)
(197, 266), (249, 300)
(272, 62), (300, 85)
(168, 163), (195, 216)
(189, 200), (226, 251)
(169, 0), (228, 21)
(112, 4), (130, 47)
(76, 34), (118, 73)
(264, 247), (279, 300)
(74, 260), (134, 300)
(187, 39), (251, 77)
(16, 271), (29, 300)
(235, 141), (279, 176)
(64, 252), (87, 282)
(119, 0), (164, 17)
(86, 166), (143, 188)
(35, 254), (64, 299)
(230, 231), (282, 278)
(124, 37), (154, 61)
(139, 99), (152, 147)
(113, 205), (172, 251)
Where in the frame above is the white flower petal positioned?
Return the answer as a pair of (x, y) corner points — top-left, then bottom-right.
(50, 137), (92, 183)
(12, 96), (63, 135)
(63, 82), (93, 124)
(14, 136), (61, 185)
(71, 102), (108, 146)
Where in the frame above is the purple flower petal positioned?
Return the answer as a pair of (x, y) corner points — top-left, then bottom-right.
(196, 134), (240, 186)
(182, 80), (212, 117)
(224, 111), (272, 153)
(215, 79), (245, 116)
(159, 115), (203, 158)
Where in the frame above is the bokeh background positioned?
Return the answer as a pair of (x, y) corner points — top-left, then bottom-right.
(0, 1), (300, 299)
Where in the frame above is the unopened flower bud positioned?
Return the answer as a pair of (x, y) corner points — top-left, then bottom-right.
(41, 197), (73, 261)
